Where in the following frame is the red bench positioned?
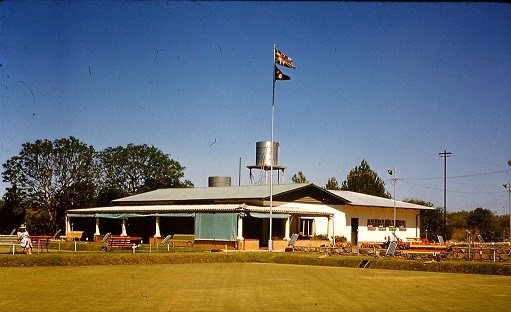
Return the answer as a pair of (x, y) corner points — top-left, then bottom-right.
(31, 236), (51, 253)
(108, 236), (142, 252)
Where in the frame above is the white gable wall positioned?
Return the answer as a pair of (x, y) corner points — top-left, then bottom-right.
(279, 202), (343, 236)
(338, 205), (421, 242)
(280, 202), (422, 243)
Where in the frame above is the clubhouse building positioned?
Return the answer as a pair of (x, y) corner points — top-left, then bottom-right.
(66, 183), (433, 250)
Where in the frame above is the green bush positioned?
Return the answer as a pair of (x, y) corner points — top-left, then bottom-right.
(1, 249), (510, 276)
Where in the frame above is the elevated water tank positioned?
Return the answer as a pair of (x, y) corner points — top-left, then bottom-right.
(208, 176), (231, 187)
(256, 141), (279, 167)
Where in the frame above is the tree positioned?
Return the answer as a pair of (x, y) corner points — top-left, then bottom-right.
(291, 171), (308, 183)
(341, 160), (390, 198)
(0, 186), (24, 234)
(96, 144), (193, 205)
(325, 177), (340, 190)
(467, 207), (504, 242)
(404, 198), (442, 239)
(421, 209), (445, 240)
(2, 138), (195, 234)
(495, 214), (510, 242)
(447, 210), (469, 241)
(1, 137), (96, 235)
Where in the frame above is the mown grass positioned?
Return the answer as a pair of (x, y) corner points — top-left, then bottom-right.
(1, 262), (510, 312)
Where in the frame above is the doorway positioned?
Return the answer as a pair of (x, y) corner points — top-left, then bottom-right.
(351, 218), (359, 246)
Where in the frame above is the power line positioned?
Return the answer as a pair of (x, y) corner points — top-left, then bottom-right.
(402, 169), (511, 181)
(400, 179), (508, 195)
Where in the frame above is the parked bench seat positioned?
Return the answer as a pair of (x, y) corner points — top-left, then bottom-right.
(0, 235), (18, 255)
(108, 236), (142, 252)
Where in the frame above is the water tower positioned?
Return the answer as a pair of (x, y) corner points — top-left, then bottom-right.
(247, 141), (286, 185)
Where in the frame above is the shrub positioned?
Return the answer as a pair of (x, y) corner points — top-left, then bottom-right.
(1, 248), (510, 276)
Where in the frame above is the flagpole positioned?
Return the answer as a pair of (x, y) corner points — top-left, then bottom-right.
(269, 43), (275, 252)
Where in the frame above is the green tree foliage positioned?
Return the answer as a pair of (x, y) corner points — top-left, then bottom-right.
(495, 214), (510, 242)
(447, 211), (468, 241)
(0, 186), (24, 234)
(404, 199), (443, 240)
(96, 144), (193, 205)
(1, 137), (96, 234)
(1, 139), (194, 234)
(445, 209), (507, 242)
(341, 160), (390, 198)
(467, 207), (504, 242)
(325, 177), (340, 190)
(291, 171), (308, 183)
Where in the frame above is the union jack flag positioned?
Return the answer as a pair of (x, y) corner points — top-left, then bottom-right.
(274, 47), (295, 68)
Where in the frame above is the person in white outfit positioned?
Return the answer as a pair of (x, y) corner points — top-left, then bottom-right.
(17, 224), (32, 255)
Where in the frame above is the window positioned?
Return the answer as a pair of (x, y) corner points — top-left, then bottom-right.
(385, 219), (395, 228)
(397, 220), (406, 228)
(367, 219), (378, 228)
(300, 219), (314, 237)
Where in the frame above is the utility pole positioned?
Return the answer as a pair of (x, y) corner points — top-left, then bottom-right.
(504, 182), (511, 242)
(439, 150), (451, 240)
(507, 160), (511, 242)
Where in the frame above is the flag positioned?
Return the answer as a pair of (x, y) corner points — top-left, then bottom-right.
(274, 65), (290, 81)
(275, 47), (295, 68)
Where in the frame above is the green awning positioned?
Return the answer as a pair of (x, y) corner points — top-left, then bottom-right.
(248, 212), (289, 219)
(195, 213), (237, 241)
(67, 213), (97, 218)
(67, 213), (194, 219)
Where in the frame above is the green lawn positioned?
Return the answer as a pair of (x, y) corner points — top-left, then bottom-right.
(1, 263), (509, 311)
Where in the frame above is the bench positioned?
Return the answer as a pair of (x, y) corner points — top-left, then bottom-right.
(108, 236), (142, 252)
(168, 234), (195, 247)
(0, 234), (18, 255)
(31, 236), (52, 253)
(60, 231), (83, 241)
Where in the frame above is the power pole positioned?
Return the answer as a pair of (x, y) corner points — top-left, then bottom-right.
(504, 182), (511, 242)
(439, 150), (451, 240)
(507, 160), (511, 242)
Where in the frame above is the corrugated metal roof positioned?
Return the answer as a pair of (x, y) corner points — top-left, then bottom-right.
(112, 183), (316, 203)
(67, 204), (331, 216)
(66, 185), (430, 219)
(67, 204), (243, 214)
(109, 184), (430, 210)
(327, 190), (433, 210)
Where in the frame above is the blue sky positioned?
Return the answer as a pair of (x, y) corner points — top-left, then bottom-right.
(1, 2), (510, 215)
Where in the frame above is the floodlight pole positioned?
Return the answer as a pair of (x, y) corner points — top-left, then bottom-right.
(388, 168), (398, 239)
(439, 150), (451, 240)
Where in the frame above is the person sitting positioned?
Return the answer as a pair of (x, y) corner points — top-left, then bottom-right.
(17, 224), (32, 255)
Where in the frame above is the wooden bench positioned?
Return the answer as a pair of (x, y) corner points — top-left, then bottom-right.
(60, 231), (83, 241)
(169, 234), (195, 247)
(0, 234), (18, 255)
(31, 236), (52, 253)
(108, 236), (142, 252)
